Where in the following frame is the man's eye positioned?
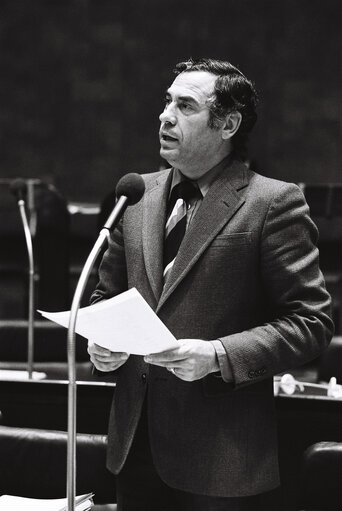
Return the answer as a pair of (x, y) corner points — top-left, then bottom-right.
(164, 96), (171, 106)
(179, 102), (192, 112)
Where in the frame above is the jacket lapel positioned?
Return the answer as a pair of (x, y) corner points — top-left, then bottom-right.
(142, 170), (172, 302)
(157, 160), (249, 312)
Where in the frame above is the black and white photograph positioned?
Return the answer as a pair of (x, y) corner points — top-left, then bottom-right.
(0, 1), (341, 510)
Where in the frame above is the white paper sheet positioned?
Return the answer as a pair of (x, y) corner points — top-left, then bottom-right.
(38, 288), (177, 356)
(0, 493), (93, 511)
(0, 370), (46, 381)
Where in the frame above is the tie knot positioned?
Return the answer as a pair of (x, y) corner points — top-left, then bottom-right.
(169, 179), (200, 212)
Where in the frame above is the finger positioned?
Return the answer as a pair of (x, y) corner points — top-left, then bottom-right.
(93, 354), (116, 363)
(90, 355), (128, 372)
(88, 343), (127, 359)
(144, 351), (187, 365)
(167, 366), (193, 381)
(89, 350), (113, 360)
(144, 358), (188, 367)
(91, 360), (119, 372)
(96, 352), (129, 363)
(88, 343), (112, 356)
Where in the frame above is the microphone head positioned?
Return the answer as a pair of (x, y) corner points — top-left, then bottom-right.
(10, 178), (27, 200)
(116, 173), (145, 205)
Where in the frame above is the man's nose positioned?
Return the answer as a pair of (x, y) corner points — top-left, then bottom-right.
(159, 103), (177, 125)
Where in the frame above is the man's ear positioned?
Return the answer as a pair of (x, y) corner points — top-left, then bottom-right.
(221, 111), (242, 140)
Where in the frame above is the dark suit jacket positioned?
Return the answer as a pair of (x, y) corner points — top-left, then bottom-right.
(91, 159), (333, 497)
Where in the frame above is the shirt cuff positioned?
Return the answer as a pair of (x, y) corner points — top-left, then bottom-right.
(210, 340), (234, 383)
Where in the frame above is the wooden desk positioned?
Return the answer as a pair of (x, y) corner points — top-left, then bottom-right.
(1, 377), (342, 510)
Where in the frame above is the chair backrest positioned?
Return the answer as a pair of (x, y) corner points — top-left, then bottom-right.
(0, 425), (116, 505)
(298, 441), (342, 510)
(301, 183), (342, 219)
(317, 336), (342, 383)
(0, 320), (88, 362)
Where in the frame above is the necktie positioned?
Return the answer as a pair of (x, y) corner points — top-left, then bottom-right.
(163, 180), (199, 280)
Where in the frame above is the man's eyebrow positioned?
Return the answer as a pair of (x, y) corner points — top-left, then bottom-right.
(165, 90), (200, 106)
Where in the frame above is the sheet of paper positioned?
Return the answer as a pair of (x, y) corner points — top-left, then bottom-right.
(38, 287), (178, 356)
(0, 493), (93, 511)
(0, 370), (46, 381)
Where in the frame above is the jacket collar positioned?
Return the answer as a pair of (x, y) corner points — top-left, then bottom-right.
(142, 169), (172, 303)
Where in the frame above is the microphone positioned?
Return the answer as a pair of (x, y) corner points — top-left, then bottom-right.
(10, 178), (27, 202)
(102, 172), (145, 231)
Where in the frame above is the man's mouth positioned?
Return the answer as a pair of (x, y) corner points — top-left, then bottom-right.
(160, 133), (178, 142)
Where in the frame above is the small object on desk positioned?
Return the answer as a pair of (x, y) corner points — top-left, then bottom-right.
(274, 373), (342, 398)
(327, 376), (342, 398)
(274, 373), (304, 395)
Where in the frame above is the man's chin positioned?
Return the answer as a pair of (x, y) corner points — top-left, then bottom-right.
(160, 148), (177, 166)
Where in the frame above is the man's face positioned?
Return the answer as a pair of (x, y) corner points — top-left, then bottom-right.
(159, 71), (228, 179)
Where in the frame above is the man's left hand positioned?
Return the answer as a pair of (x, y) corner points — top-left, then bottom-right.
(144, 339), (219, 381)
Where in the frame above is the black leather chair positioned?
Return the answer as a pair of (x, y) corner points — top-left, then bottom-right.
(297, 441), (342, 510)
(0, 425), (116, 510)
(317, 336), (342, 384)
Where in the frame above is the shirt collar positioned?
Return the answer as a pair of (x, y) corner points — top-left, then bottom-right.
(170, 153), (232, 198)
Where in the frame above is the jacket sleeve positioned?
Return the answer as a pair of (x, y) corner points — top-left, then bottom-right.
(90, 218), (128, 304)
(219, 183), (334, 388)
(89, 220), (128, 376)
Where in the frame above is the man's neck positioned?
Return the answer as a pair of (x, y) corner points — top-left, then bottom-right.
(174, 153), (233, 197)
(178, 148), (233, 180)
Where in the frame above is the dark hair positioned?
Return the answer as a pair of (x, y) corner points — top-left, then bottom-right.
(174, 58), (258, 159)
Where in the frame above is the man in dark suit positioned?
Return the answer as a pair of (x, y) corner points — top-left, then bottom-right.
(88, 58), (333, 510)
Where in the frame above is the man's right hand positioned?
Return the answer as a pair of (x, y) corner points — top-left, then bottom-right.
(88, 342), (129, 372)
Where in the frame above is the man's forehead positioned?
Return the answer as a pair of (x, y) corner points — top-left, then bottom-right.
(167, 71), (216, 101)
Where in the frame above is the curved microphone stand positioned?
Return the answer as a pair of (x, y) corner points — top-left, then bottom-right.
(66, 226), (110, 511)
(67, 193), (133, 510)
(18, 199), (35, 379)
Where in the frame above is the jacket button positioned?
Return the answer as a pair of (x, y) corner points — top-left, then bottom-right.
(248, 370), (255, 379)
(141, 373), (147, 383)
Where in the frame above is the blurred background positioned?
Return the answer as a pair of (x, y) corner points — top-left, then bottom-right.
(1, 0), (340, 199)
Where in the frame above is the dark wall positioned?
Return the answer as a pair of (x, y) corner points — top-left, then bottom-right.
(1, 0), (341, 203)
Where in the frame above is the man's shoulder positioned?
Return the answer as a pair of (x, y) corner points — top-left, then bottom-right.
(247, 169), (302, 200)
(249, 169), (297, 190)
